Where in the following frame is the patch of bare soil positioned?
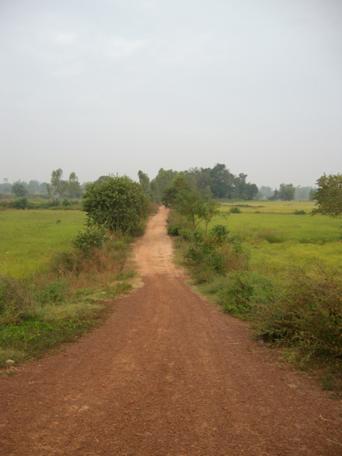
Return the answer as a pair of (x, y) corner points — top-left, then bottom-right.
(0, 207), (341, 455)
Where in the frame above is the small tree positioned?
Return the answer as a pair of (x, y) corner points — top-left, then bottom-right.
(12, 182), (27, 198)
(50, 169), (67, 199)
(138, 170), (151, 198)
(83, 176), (149, 234)
(163, 176), (217, 230)
(68, 172), (82, 198)
(314, 174), (342, 216)
(278, 183), (295, 201)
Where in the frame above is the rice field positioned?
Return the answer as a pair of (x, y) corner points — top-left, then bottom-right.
(212, 201), (342, 275)
(0, 210), (86, 278)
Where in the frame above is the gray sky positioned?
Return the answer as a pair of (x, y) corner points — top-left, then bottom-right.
(0, 0), (341, 187)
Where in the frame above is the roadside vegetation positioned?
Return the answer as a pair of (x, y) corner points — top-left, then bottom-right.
(166, 173), (342, 392)
(0, 176), (150, 368)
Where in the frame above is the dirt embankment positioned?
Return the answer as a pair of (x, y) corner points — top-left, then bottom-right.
(0, 207), (341, 455)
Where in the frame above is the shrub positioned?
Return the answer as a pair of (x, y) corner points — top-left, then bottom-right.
(294, 209), (306, 215)
(230, 207), (241, 214)
(11, 197), (29, 209)
(83, 176), (149, 235)
(184, 228), (248, 283)
(167, 224), (180, 236)
(210, 224), (229, 244)
(73, 226), (106, 256)
(0, 277), (32, 324)
(35, 280), (68, 305)
(216, 271), (275, 316)
(51, 251), (82, 275)
(255, 268), (342, 361)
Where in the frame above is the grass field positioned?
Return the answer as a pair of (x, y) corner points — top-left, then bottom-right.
(211, 201), (342, 276)
(0, 208), (135, 367)
(221, 200), (317, 214)
(0, 210), (86, 278)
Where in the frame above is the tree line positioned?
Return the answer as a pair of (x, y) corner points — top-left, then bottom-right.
(138, 164), (315, 202)
(0, 163), (320, 202)
(0, 169), (83, 199)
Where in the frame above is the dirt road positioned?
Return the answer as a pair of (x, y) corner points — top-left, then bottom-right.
(0, 207), (341, 455)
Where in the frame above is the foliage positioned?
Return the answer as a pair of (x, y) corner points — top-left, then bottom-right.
(49, 169), (82, 200)
(0, 277), (32, 325)
(314, 174), (342, 216)
(73, 225), (106, 256)
(12, 197), (29, 209)
(11, 182), (27, 198)
(83, 176), (149, 235)
(163, 176), (218, 231)
(150, 168), (179, 202)
(272, 183), (295, 201)
(138, 170), (152, 198)
(0, 225), (134, 367)
(255, 269), (342, 362)
(170, 199), (342, 389)
(147, 163), (259, 201)
(206, 272), (275, 316)
(230, 207), (241, 214)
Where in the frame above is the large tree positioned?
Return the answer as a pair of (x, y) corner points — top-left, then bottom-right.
(314, 174), (342, 216)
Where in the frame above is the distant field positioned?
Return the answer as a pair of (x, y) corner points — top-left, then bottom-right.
(212, 201), (342, 275)
(220, 200), (316, 214)
(0, 210), (86, 277)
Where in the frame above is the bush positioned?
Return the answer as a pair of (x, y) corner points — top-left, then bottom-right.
(0, 277), (32, 324)
(35, 280), (68, 305)
(210, 224), (229, 244)
(73, 226), (106, 256)
(230, 207), (241, 214)
(216, 271), (275, 316)
(167, 224), (180, 236)
(183, 228), (248, 283)
(83, 176), (149, 235)
(51, 251), (82, 275)
(255, 269), (342, 361)
(294, 209), (306, 215)
(11, 197), (29, 209)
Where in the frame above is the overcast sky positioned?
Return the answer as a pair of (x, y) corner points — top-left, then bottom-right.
(0, 0), (341, 187)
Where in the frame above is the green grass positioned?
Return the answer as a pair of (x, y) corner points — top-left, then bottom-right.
(0, 280), (133, 367)
(0, 210), (86, 278)
(170, 201), (342, 391)
(211, 205), (342, 276)
(220, 200), (316, 214)
(0, 208), (137, 368)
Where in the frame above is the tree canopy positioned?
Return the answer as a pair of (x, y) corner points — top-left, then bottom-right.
(314, 174), (342, 216)
(146, 163), (258, 202)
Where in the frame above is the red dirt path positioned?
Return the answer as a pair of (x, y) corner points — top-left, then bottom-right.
(0, 207), (341, 455)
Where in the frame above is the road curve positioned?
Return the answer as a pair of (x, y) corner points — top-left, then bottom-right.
(0, 206), (341, 455)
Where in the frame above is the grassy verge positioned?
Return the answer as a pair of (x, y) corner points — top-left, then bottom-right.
(168, 209), (342, 393)
(0, 231), (135, 368)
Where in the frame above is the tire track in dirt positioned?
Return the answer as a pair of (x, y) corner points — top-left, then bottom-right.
(0, 207), (341, 455)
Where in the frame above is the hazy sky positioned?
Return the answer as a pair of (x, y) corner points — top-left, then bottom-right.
(0, 0), (341, 186)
